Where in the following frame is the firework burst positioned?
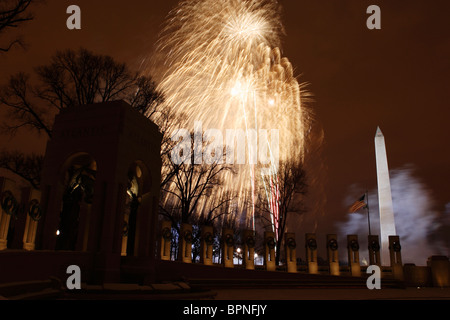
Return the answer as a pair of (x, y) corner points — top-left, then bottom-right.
(149, 0), (310, 230)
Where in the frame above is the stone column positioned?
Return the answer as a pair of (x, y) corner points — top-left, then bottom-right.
(264, 231), (276, 271)
(0, 178), (18, 250)
(179, 223), (193, 263)
(22, 189), (42, 251)
(160, 220), (172, 261)
(389, 235), (404, 281)
(200, 225), (214, 266)
(347, 235), (361, 277)
(243, 229), (255, 270)
(75, 200), (91, 252)
(368, 235), (381, 267)
(121, 209), (129, 257)
(8, 187), (31, 249)
(222, 228), (234, 268)
(305, 233), (318, 274)
(284, 233), (297, 273)
(326, 234), (340, 276)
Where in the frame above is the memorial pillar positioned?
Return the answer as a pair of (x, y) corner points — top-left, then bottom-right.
(22, 189), (42, 251)
(160, 220), (172, 261)
(0, 178), (18, 250)
(389, 235), (404, 281)
(305, 233), (318, 274)
(368, 235), (381, 267)
(326, 234), (339, 276)
(222, 228), (234, 268)
(200, 225), (214, 265)
(264, 231), (276, 271)
(347, 235), (361, 277)
(179, 223), (193, 263)
(284, 233), (297, 273)
(243, 229), (255, 270)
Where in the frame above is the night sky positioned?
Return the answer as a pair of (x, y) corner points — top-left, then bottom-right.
(0, 1), (449, 258)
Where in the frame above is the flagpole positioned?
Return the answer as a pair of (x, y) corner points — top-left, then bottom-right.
(366, 189), (371, 235)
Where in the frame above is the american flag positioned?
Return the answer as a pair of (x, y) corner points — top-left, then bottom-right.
(349, 194), (367, 213)
(269, 175), (280, 241)
(250, 163), (255, 230)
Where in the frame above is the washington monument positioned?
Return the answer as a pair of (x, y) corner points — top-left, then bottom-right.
(375, 126), (396, 264)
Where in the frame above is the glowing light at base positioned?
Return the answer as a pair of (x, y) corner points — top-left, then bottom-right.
(149, 0), (310, 231)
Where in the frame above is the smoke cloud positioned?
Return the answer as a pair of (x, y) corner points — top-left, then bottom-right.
(337, 164), (448, 265)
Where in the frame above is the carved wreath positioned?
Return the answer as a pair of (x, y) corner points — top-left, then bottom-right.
(327, 239), (338, 251)
(369, 240), (380, 252)
(162, 227), (172, 241)
(266, 237), (276, 249)
(183, 230), (193, 244)
(349, 239), (360, 252)
(245, 236), (255, 249)
(225, 234), (234, 247)
(1, 191), (18, 216)
(391, 241), (401, 252)
(287, 237), (297, 250)
(28, 199), (42, 221)
(204, 232), (214, 246)
(307, 238), (317, 251)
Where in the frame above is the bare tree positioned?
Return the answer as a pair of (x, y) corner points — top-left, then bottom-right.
(256, 159), (308, 265)
(0, 0), (35, 52)
(0, 72), (53, 137)
(159, 133), (234, 228)
(1, 48), (164, 137)
(0, 150), (42, 189)
(33, 48), (164, 112)
(0, 48), (164, 187)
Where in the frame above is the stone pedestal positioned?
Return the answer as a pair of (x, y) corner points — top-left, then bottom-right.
(305, 233), (318, 274)
(427, 255), (450, 288)
(347, 235), (361, 277)
(222, 228), (234, 268)
(326, 234), (339, 276)
(243, 230), (255, 270)
(403, 264), (432, 287)
(179, 223), (193, 263)
(389, 235), (403, 281)
(160, 220), (172, 261)
(284, 233), (297, 273)
(264, 231), (276, 271)
(200, 225), (214, 265)
(368, 235), (381, 267)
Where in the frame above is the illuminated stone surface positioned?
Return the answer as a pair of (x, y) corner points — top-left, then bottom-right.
(375, 127), (396, 265)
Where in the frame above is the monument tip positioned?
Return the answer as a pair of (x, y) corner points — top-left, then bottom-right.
(375, 126), (383, 137)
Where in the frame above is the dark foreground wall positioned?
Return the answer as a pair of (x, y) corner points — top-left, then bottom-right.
(150, 259), (387, 288)
(1, 251), (446, 289)
(0, 250), (95, 284)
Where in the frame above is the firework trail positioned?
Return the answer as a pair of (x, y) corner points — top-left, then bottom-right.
(149, 0), (309, 231)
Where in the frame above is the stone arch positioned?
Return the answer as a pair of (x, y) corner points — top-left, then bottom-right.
(37, 101), (162, 282)
(55, 152), (97, 251)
